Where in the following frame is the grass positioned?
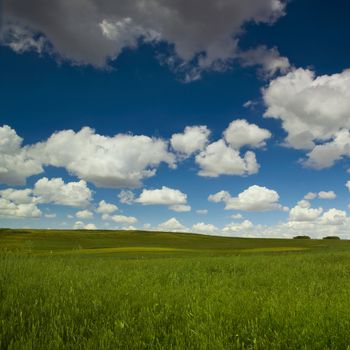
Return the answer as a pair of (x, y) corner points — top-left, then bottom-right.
(1, 228), (350, 349)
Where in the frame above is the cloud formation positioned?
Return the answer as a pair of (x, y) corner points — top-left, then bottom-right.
(3, 0), (286, 78)
(209, 185), (282, 211)
(196, 120), (270, 177)
(264, 68), (350, 169)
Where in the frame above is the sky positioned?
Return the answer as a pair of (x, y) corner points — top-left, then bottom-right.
(1, 0), (350, 238)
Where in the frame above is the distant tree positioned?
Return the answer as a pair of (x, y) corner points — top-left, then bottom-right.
(323, 236), (340, 240)
(293, 235), (311, 239)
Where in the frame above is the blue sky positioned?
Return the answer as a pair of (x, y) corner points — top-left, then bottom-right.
(1, 0), (350, 237)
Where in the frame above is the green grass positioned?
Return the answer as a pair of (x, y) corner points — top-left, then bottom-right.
(1, 229), (350, 349)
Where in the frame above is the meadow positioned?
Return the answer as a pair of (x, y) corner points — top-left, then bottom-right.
(1, 228), (350, 349)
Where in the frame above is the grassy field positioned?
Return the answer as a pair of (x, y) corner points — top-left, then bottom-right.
(1, 229), (350, 349)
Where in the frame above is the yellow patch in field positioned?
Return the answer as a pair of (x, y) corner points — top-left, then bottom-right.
(239, 247), (309, 253)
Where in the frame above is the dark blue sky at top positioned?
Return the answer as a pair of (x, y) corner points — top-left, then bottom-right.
(1, 0), (350, 230)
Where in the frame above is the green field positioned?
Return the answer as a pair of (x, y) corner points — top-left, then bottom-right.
(1, 229), (350, 349)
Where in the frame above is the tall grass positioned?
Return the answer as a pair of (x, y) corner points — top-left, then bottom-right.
(1, 251), (350, 349)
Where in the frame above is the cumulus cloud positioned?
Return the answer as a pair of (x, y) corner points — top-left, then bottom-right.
(74, 221), (97, 230)
(288, 200), (323, 222)
(318, 191), (336, 200)
(157, 217), (187, 232)
(304, 192), (317, 200)
(209, 185), (282, 211)
(0, 125), (43, 185)
(33, 177), (92, 207)
(192, 222), (219, 234)
(110, 215), (137, 224)
(320, 208), (347, 226)
(135, 186), (190, 212)
(170, 126), (210, 157)
(223, 220), (254, 233)
(29, 127), (175, 188)
(96, 200), (118, 214)
(264, 68), (350, 168)
(3, 0), (286, 78)
(76, 210), (94, 219)
(195, 120), (270, 177)
(0, 198), (41, 218)
(118, 190), (135, 205)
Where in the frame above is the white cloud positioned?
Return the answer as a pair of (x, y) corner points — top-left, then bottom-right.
(238, 45), (291, 77)
(264, 68), (350, 168)
(196, 209), (208, 215)
(0, 125), (43, 185)
(169, 204), (191, 212)
(196, 140), (259, 177)
(29, 127), (175, 188)
(4, 0), (286, 78)
(318, 191), (336, 200)
(171, 126), (210, 157)
(288, 200), (323, 222)
(110, 215), (137, 224)
(74, 221), (97, 230)
(118, 190), (135, 205)
(76, 210), (94, 219)
(0, 198), (41, 218)
(45, 213), (57, 219)
(33, 177), (92, 207)
(304, 192), (317, 200)
(192, 222), (218, 234)
(209, 185), (282, 211)
(224, 119), (271, 150)
(321, 209), (347, 226)
(231, 213), (243, 219)
(157, 217), (187, 232)
(223, 220), (254, 233)
(136, 186), (187, 206)
(195, 119), (270, 177)
(0, 188), (33, 204)
(96, 200), (118, 214)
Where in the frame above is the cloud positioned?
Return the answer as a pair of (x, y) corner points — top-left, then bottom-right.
(209, 185), (282, 211)
(223, 119), (271, 150)
(196, 140), (259, 177)
(118, 190), (135, 205)
(192, 222), (218, 234)
(170, 126), (210, 157)
(3, 0), (286, 77)
(76, 210), (94, 219)
(288, 200), (323, 222)
(110, 215), (137, 224)
(0, 197), (41, 218)
(223, 220), (254, 233)
(196, 209), (208, 215)
(29, 127), (175, 188)
(33, 177), (92, 207)
(136, 186), (187, 206)
(320, 208), (347, 226)
(231, 213), (243, 219)
(169, 204), (191, 212)
(264, 68), (350, 168)
(96, 200), (118, 214)
(304, 192), (317, 200)
(238, 45), (291, 77)
(157, 217), (187, 232)
(195, 120), (270, 177)
(45, 213), (57, 219)
(318, 191), (336, 200)
(74, 221), (97, 230)
(0, 125), (43, 185)
(0, 188), (33, 204)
